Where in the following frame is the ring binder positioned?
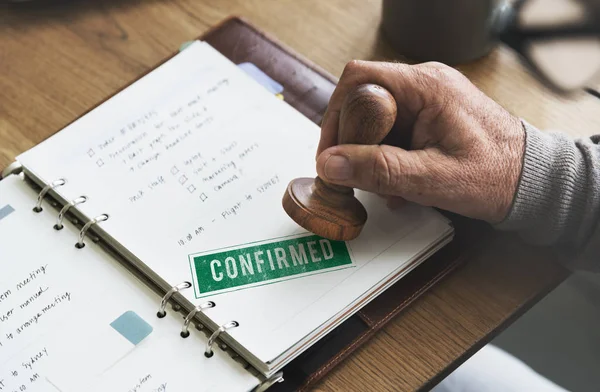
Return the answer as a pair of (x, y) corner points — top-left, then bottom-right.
(0, 162), (22, 179)
(75, 214), (109, 249)
(157, 281), (193, 318)
(54, 196), (88, 230)
(205, 321), (239, 358)
(180, 301), (215, 338)
(33, 178), (66, 212)
(254, 372), (284, 392)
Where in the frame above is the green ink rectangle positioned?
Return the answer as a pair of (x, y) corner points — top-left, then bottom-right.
(188, 233), (354, 298)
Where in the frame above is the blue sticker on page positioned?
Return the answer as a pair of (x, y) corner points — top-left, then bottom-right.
(110, 310), (153, 345)
(237, 62), (284, 94)
(0, 205), (15, 221)
(179, 41), (195, 52)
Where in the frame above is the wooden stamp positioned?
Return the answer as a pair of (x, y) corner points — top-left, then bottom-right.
(282, 84), (398, 241)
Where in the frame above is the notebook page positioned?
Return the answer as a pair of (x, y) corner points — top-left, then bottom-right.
(16, 41), (452, 368)
(0, 174), (259, 392)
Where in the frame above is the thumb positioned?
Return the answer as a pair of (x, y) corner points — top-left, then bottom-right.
(316, 144), (437, 199)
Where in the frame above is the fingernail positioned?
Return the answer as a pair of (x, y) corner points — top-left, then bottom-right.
(324, 155), (351, 181)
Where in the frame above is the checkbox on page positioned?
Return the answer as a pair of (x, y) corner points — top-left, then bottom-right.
(187, 185), (196, 193)
(96, 158), (104, 167)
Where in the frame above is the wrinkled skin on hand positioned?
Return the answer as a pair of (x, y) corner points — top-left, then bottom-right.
(315, 60), (526, 224)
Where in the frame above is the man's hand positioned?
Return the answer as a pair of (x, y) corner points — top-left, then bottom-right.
(315, 60), (526, 223)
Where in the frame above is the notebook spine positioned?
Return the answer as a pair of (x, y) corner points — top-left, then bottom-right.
(29, 176), (110, 249)
(54, 196), (88, 230)
(179, 300), (215, 338)
(0, 161), (23, 179)
(74, 213), (109, 249)
(156, 281), (192, 318)
(151, 274), (281, 390)
(255, 372), (284, 392)
(33, 178), (66, 212)
(205, 320), (240, 358)
(154, 282), (240, 358)
(23, 171), (283, 391)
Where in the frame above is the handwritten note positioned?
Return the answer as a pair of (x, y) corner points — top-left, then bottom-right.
(0, 174), (261, 392)
(0, 176), (140, 391)
(96, 373), (168, 392)
(86, 83), (220, 176)
(174, 173), (281, 247)
(0, 262), (73, 357)
(0, 248), (81, 392)
(0, 347), (49, 392)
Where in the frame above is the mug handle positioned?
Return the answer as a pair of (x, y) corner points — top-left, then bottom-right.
(497, 0), (600, 96)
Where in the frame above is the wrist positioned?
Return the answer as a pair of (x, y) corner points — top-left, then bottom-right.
(494, 120), (590, 245)
(490, 115), (527, 223)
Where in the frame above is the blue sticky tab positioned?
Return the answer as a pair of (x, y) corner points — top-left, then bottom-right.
(0, 205), (15, 221)
(110, 311), (153, 345)
(179, 41), (195, 52)
(237, 62), (284, 94)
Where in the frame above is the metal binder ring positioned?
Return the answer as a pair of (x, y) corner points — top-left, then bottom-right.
(33, 178), (66, 212)
(205, 320), (239, 358)
(157, 281), (192, 318)
(54, 196), (87, 230)
(75, 214), (109, 249)
(180, 301), (215, 338)
(254, 372), (284, 392)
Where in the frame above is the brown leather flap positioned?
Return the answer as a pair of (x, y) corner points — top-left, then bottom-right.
(201, 16), (337, 124)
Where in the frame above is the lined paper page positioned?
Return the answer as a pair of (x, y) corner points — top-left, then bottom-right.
(16, 41), (452, 367)
(0, 174), (259, 392)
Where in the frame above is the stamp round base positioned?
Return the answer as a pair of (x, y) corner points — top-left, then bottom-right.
(281, 177), (367, 241)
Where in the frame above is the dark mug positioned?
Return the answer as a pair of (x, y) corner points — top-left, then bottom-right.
(380, 0), (600, 94)
(380, 0), (510, 64)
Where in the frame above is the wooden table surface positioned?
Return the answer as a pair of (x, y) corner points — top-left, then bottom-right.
(1, 1), (598, 391)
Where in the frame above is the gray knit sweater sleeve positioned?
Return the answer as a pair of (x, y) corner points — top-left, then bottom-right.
(495, 120), (600, 273)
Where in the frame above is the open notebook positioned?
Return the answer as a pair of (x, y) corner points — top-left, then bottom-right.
(0, 173), (261, 391)
(1, 40), (453, 389)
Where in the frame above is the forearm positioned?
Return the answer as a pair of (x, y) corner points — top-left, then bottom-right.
(495, 120), (600, 272)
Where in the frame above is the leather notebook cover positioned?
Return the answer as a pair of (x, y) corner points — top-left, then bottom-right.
(200, 16), (466, 391)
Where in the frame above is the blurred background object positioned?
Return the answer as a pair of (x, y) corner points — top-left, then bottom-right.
(381, 0), (507, 65)
(381, 0), (600, 95)
(502, 0), (600, 94)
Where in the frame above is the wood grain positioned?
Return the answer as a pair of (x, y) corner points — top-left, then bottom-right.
(0, 0), (595, 390)
(312, 231), (568, 391)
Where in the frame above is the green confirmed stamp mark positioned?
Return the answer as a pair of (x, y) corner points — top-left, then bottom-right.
(188, 233), (354, 298)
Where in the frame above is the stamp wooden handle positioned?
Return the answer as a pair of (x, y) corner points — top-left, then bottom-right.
(337, 84), (397, 146)
(282, 83), (398, 241)
(320, 83), (398, 194)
